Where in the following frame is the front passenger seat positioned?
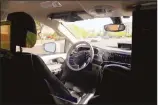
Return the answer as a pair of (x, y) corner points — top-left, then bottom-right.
(1, 12), (70, 104)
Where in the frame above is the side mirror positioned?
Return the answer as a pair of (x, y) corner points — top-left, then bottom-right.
(43, 42), (56, 53)
(104, 24), (125, 32)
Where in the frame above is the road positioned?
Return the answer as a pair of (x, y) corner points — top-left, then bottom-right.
(90, 38), (131, 49)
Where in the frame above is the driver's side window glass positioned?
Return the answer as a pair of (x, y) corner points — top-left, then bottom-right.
(22, 20), (67, 55)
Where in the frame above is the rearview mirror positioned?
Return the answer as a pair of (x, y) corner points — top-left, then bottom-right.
(43, 42), (56, 53)
(104, 24), (125, 32)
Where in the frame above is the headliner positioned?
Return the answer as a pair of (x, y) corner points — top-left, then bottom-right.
(5, 1), (140, 18)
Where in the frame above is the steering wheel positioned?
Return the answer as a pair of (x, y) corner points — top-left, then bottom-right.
(66, 41), (94, 71)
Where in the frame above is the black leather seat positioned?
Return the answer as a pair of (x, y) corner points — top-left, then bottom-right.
(1, 12), (70, 104)
(88, 66), (131, 104)
(89, 4), (157, 105)
(130, 5), (157, 104)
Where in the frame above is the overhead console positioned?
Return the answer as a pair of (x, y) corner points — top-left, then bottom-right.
(48, 11), (93, 22)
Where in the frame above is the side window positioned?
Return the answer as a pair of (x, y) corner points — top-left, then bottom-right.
(22, 20), (66, 55)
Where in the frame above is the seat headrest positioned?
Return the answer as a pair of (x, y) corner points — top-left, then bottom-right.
(7, 12), (37, 52)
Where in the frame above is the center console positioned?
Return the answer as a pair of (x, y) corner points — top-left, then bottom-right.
(64, 82), (95, 104)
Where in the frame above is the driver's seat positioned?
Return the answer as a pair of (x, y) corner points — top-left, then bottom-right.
(1, 12), (70, 104)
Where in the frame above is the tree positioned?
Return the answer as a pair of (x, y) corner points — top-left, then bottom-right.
(67, 24), (98, 38)
(35, 20), (44, 39)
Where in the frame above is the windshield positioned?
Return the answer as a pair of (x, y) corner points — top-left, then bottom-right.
(22, 16), (132, 55)
(62, 16), (132, 50)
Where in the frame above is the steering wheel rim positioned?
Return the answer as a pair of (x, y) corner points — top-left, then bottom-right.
(66, 41), (94, 71)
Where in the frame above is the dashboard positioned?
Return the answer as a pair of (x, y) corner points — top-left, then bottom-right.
(43, 45), (131, 97)
(78, 46), (131, 68)
(41, 45), (131, 104)
(104, 52), (131, 64)
(46, 57), (64, 74)
(44, 45), (131, 74)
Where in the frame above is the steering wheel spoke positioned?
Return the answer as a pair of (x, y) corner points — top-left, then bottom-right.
(80, 62), (87, 68)
(71, 64), (79, 69)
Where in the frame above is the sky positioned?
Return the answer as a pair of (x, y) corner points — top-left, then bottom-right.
(74, 18), (112, 30)
(66, 16), (132, 30)
(66, 17), (112, 30)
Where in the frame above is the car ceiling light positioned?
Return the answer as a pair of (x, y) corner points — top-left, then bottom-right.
(40, 1), (52, 8)
(52, 1), (62, 8)
(40, 1), (62, 8)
